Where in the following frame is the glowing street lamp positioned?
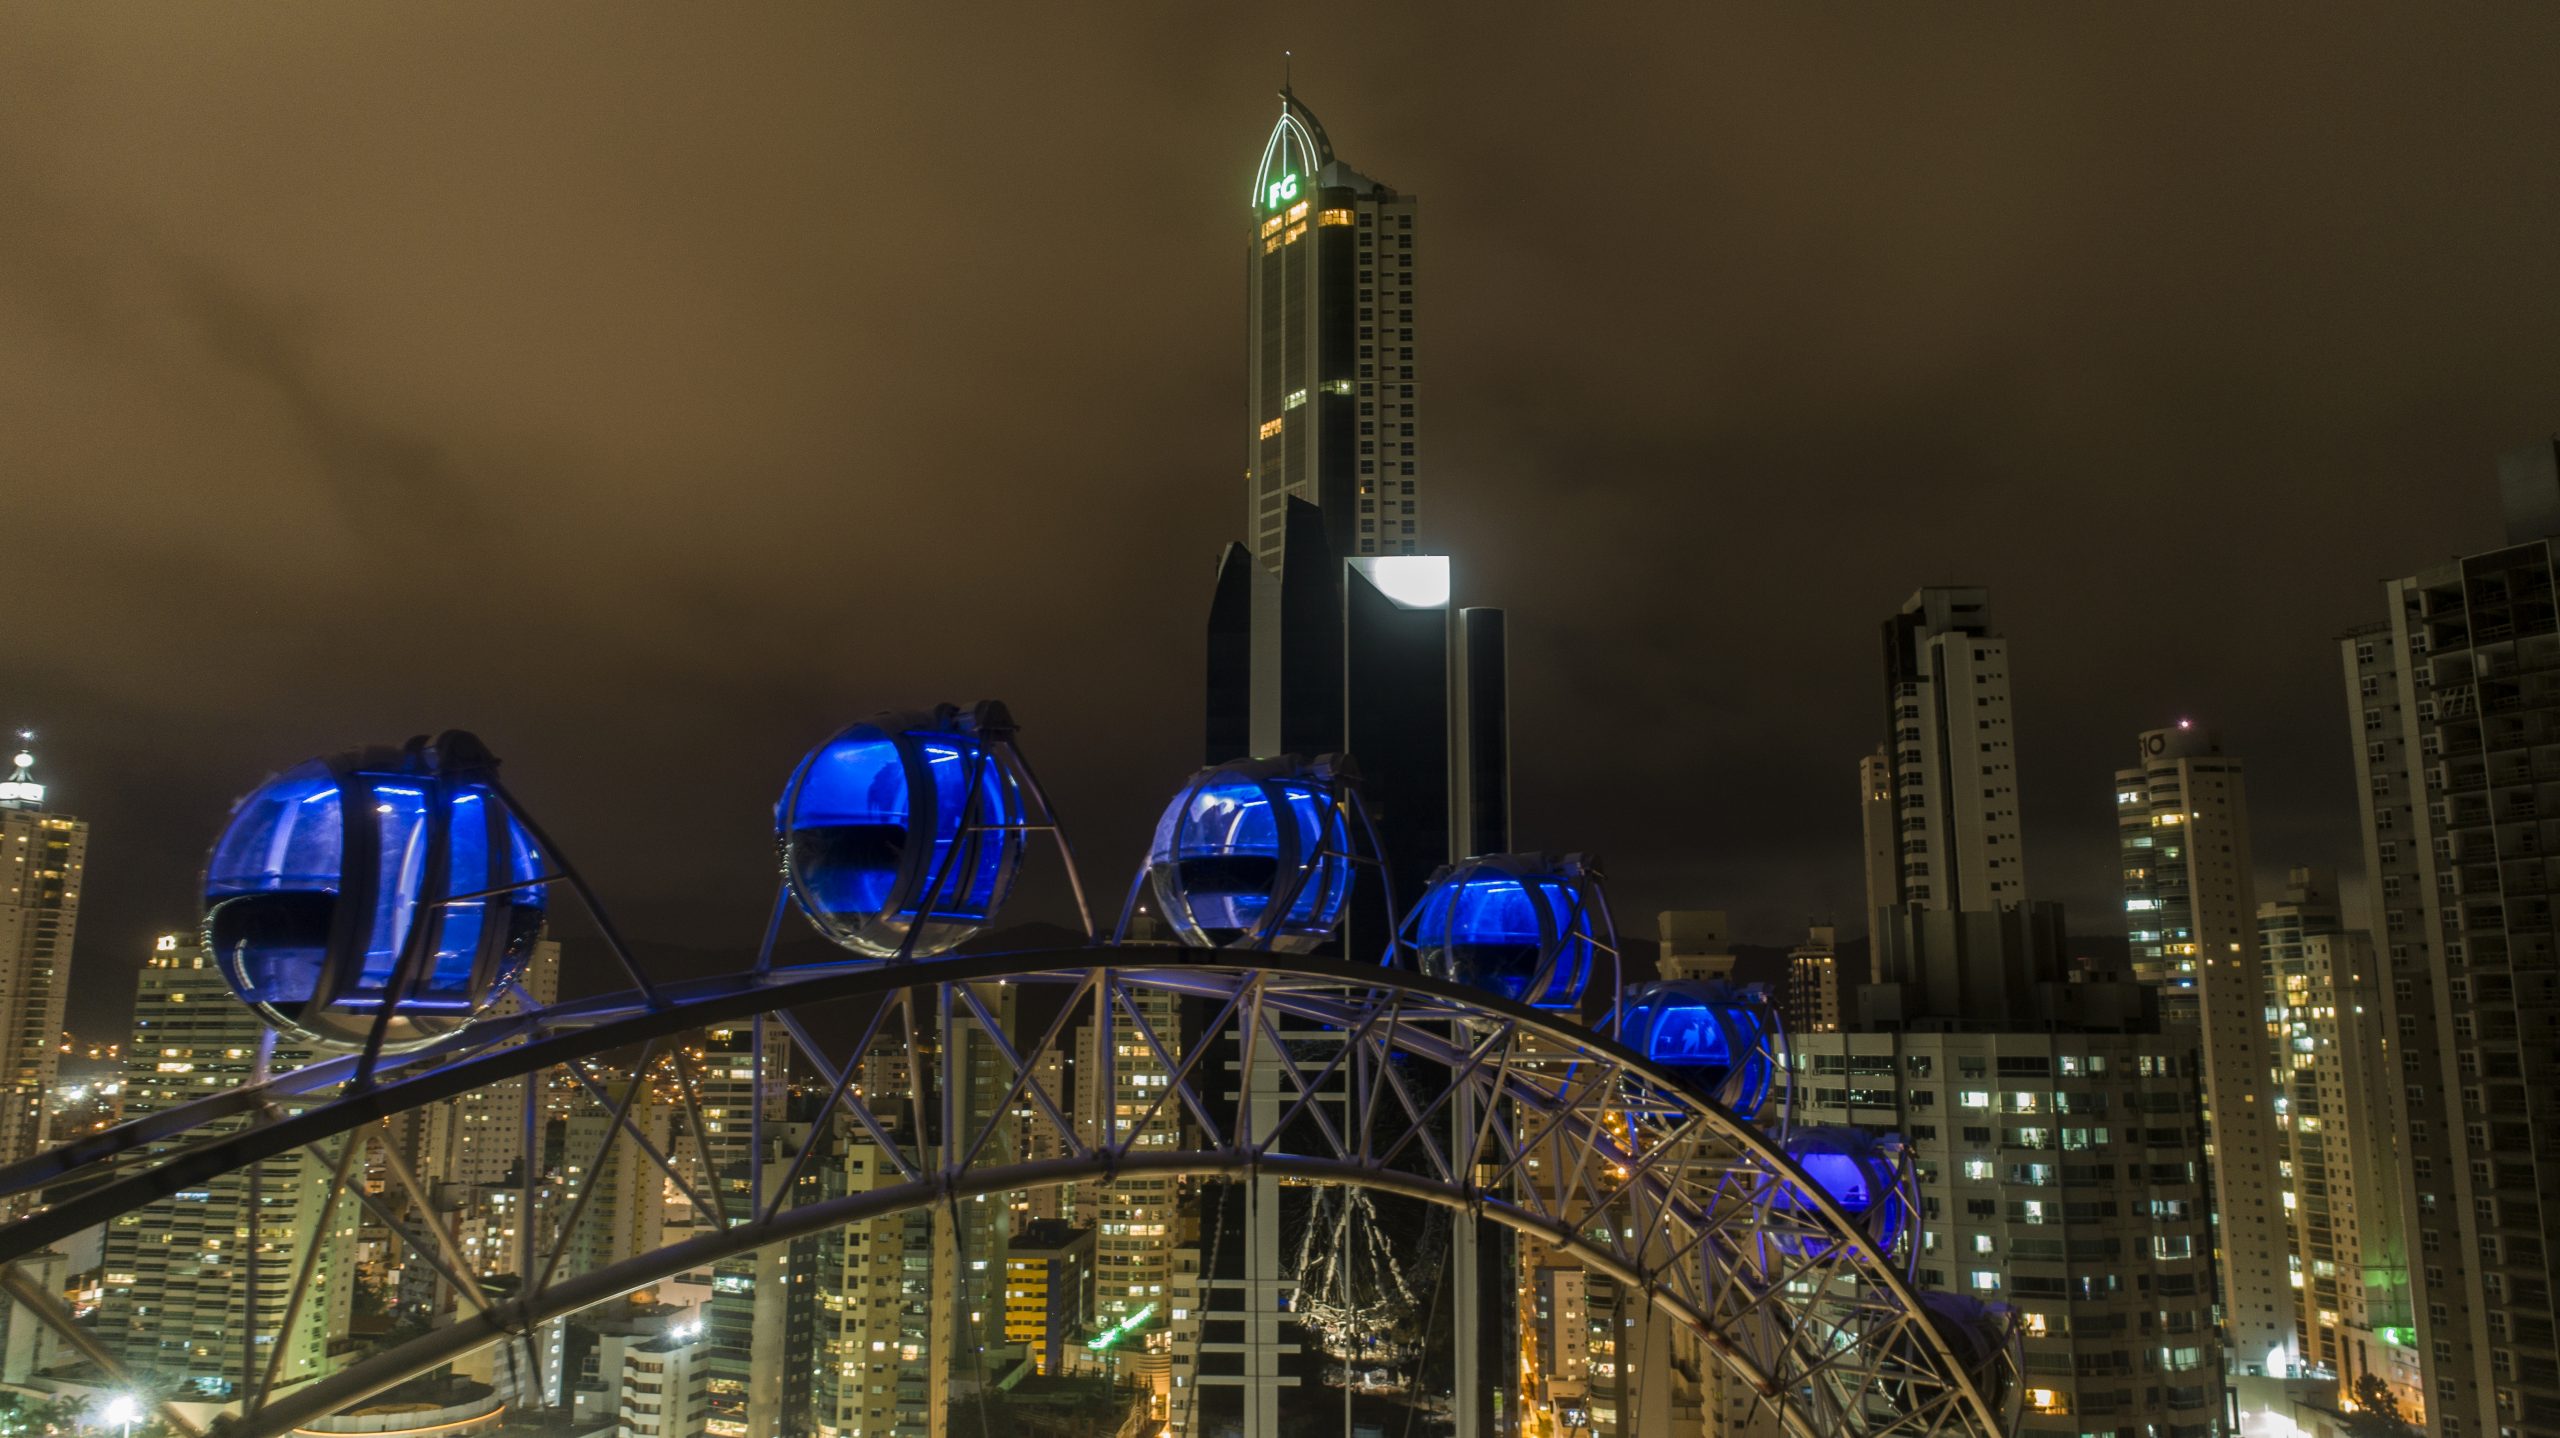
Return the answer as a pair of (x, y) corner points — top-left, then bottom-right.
(99, 1395), (142, 1438)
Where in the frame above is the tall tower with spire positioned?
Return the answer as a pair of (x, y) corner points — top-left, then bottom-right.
(1192, 83), (1514, 1438)
(0, 737), (86, 1168)
(1243, 84), (1422, 572)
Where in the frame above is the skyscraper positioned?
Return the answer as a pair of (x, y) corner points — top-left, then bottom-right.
(0, 742), (84, 1167)
(811, 1122), (908, 1438)
(2258, 867), (2420, 1416)
(1195, 84), (1513, 1438)
(1876, 588), (2028, 914)
(2343, 436), (2560, 1438)
(426, 940), (561, 1191)
(1217, 86), (1503, 893)
(1841, 590), (2223, 1435)
(1073, 986), (1179, 1360)
(101, 933), (350, 1395)
(2115, 724), (2295, 1374)
(1859, 748), (1897, 933)
(1785, 924), (1841, 1034)
(1790, 991), (2220, 1437)
(1244, 85), (1421, 571)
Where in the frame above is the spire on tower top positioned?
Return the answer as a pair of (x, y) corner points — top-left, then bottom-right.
(1254, 73), (1334, 207)
(0, 733), (42, 811)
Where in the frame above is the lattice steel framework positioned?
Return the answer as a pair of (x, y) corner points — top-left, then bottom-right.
(0, 948), (2015, 1438)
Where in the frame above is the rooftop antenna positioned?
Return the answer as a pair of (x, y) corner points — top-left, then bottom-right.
(1282, 50), (1292, 95)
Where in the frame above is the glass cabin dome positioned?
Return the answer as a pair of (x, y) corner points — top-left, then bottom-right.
(1617, 980), (1781, 1118)
(1769, 1125), (1911, 1260)
(777, 703), (1026, 960)
(1407, 854), (1605, 1010)
(1145, 757), (1354, 952)
(202, 731), (546, 1051)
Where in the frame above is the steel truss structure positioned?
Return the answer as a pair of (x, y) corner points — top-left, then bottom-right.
(0, 948), (2016, 1438)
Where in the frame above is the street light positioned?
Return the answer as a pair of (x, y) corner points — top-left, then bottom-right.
(98, 1395), (141, 1438)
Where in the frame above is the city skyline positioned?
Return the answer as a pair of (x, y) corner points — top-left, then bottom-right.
(18, 16), (2560, 1438)
(8, 11), (2560, 1041)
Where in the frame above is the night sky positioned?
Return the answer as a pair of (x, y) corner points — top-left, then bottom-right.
(9, 7), (2560, 1038)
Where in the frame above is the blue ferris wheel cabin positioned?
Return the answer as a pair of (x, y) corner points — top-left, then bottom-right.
(1773, 1126), (1912, 1260)
(1408, 854), (1602, 1010)
(777, 703), (1026, 960)
(1146, 756), (1355, 952)
(202, 733), (547, 1051)
(1618, 980), (1782, 1119)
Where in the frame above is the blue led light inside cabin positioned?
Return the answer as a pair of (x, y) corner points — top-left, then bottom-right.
(1770, 1128), (1909, 1256)
(1619, 985), (1778, 1118)
(1147, 774), (1350, 951)
(204, 759), (545, 1028)
(779, 724), (1022, 958)
(1411, 869), (1591, 1009)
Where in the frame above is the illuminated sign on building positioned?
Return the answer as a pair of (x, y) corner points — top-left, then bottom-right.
(1264, 172), (1299, 212)
(1086, 1301), (1156, 1351)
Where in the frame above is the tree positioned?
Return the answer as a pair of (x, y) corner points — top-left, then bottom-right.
(2345, 1373), (2417, 1438)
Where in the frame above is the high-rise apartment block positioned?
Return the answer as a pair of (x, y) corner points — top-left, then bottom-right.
(812, 1124), (910, 1438)
(1786, 924), (1842, 1034)
(1788, 1026), (2220, 1434)
(1244, 86), (1420, 569)
(0, 745), (84, 1167)
(2257, 867), (2420, 1417)
(2342, 437), (2560, 1438)
(101, 933), (351, 1394)
(1011, 1043), (1071, 1227)
(2116, 724), (2295, 1373)
(602, 1324), (711, 1438)
(1003, 1220), (1094, 1378)
(427, 940), (560, 1191)
(1877, 588), (2027, 914)
(1813, 911), (2219, 1437)
(1840, 584), (2229, 1434)
(1861, 748), (1898, 931)
(1075, 986), (1181, 1340)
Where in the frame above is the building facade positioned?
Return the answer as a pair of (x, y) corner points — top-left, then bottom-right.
(604, 1325), (712, 1438)
(812, 1124), (910, 1438)
(1877, 588), (2028, 913)
(1194, 85), (1515, 1438)
(1861, 748), (1899, 931)
(1786, 923), (1842, 1035)
(2341, 438), (2560, 1438)
(0, 745), (84, 1168)
(99, 933), (350, 1396)
(1245, 86), (1421, 571)
(1788, 1027), (2223, 1436)
(425, 940), (561, 1191)
(1656, 910), (1737, 983)
(2115, 724), (2296, 1374)
(1002, 1221), (1093, 1377)
(2258, 868), (2422, 1417)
